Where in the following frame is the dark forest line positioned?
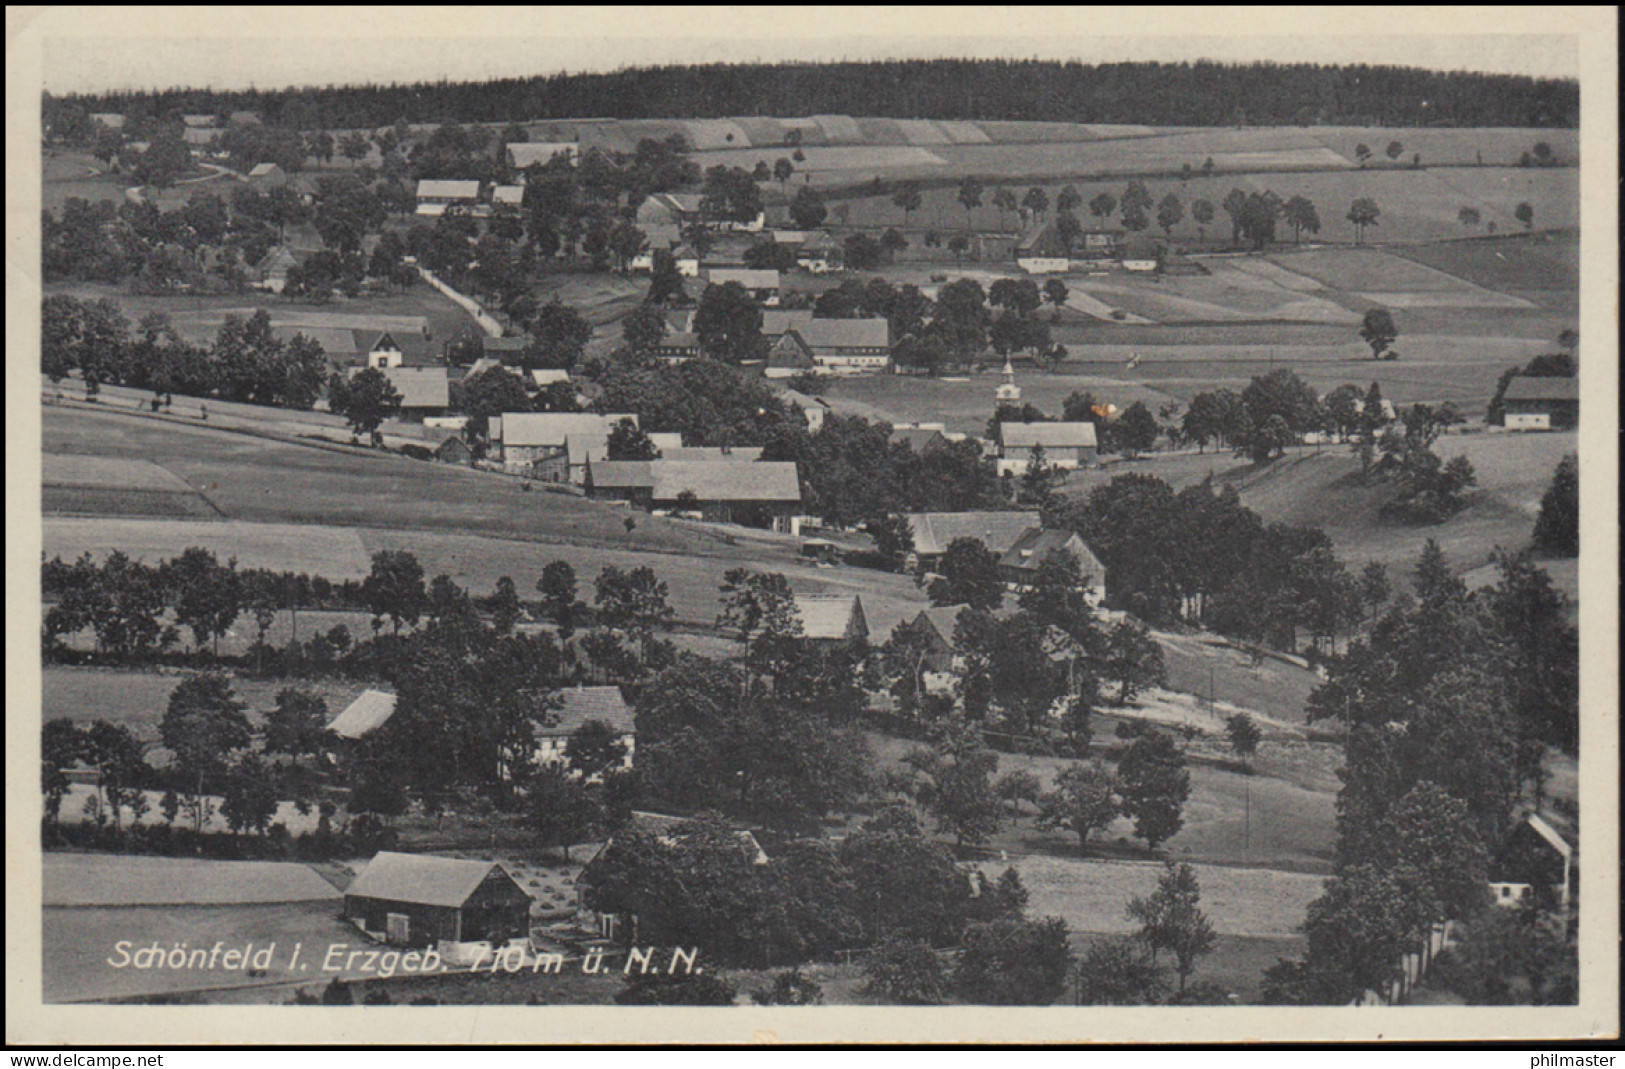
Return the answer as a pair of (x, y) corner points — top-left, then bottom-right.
(49, 59), (1578, 131)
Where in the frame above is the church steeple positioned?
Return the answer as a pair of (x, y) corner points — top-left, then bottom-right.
(995, 356), (1021, 404)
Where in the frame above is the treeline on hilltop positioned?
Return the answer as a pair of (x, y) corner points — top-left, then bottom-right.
(47, 59), (1578, 131)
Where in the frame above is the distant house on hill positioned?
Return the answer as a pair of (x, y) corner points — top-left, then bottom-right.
(905, 511), (1042, 572)
(1501, 375), (1578, 431)
(89, 112), (126, 130)
(490, 412), (638, 482)
(246, 162), (286, 187)
(767, 318), (891, 376)
(182, 127), (222, 148)
(416, 179), (480, 216)
(342, 852), (530, 949)
(507, 142), (577, 170)
(995, 421), (1098, 475)
(792, 593), (870, 648)
(998, 528), (1106, 602)
(585, 459), (802, 530)
(536, 686), (637, 774)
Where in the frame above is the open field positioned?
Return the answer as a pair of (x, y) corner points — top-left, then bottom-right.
(1392, 230), (1579, 309)
(822, 165), (1575, 246)
(978, 854), (1324, 939)
(1155, 631), (1323, 727)
(42, 150), (131, 213)
(44, 853), (340, 907)
(43, 667), (370, 742)
(43, 900), (360, 1003)
(1054, 430), (1579, 602)
(41, 280), (479, 353)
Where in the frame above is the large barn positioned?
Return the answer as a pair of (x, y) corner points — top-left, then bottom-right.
(342, 852), (531, 948)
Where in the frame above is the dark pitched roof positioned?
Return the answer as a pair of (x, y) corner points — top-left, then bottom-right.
(547, 686), (635, 737)
(793, 593), (867, 641)
(999, 528), (1105, 578)
(345, 852), (520, 908)
(890, 427), (950, 453)
(791, 318), (890, 351)
(907, 512), (1040, 557)
(1502, 375), (1578, 403)
(999, 422), (1099, 449)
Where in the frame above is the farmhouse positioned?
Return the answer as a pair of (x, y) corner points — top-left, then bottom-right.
(995, 421), (1098, 475)
(906, 511), (1042, 571)
(897, 604), (973, 673)
(507, 142), (577, 169)
(779, 389), (831, 433)
(890, 426), (951, 455)
(767, 319), (891, 376)
(478, 336), (528, 363)
(489, 412), (638, 480)
(1489, 813), (1574, 912)
(415, 179), (481, 216)
(362, 330), (435, 368)
(1014, 221), (1071, 273)
(1500, 375), (1578, 431)
(998, 528), (1106, 602)
(342, 852), (530, 949)
(636, 193), (706, 229)
(349, 366), (450, 421)
(792, 593), (870, 649)
(1120, 235), (1162, 273)
(536, 686), (637, 773)
(434, 435), (474, 466)
(246, 162), (286, 188)
(579, 813), (768, 942)
(704, 268), (781, 306)
(584, 459), (802, 530)
(252, 247), (299, 294)
(648, 331), (702, 363)
(490, 184), (525, 208)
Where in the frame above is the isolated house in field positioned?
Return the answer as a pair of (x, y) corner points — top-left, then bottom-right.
(350, 365), (450, 421)
(342, 852), (530, 949)
(488, 412), (638, 481)
(905, 511), (1043, 572)
(768, 318), (891, 376)
(792, 593), (870, 649)
(535, 686), (637, 774)
(704, 268), (781, 306)
(1500, 375), (1578, 431)
(998, 528), (1106, 601)
(1489, 813), (1575, 912)
(585, 459), (802, 530)
(415, 179), (480, 216)
(507, 142), (577, 170)
(434, 435), (474, 466)
(995, 421), (1098, 475)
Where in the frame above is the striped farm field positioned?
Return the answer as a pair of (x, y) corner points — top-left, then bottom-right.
(44, 517), (374, 579)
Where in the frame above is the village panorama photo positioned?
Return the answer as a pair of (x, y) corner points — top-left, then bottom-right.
(12, 6), (1617, 1048)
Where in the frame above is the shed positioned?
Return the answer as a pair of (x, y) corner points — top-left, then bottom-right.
(342, 852), (530, 948)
